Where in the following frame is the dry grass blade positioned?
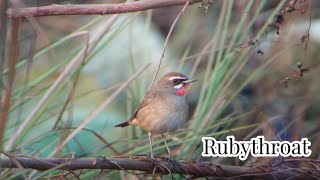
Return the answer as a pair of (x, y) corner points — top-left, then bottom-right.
(149, 0), (190, 89)
(52, 63), (151, 156)
(88, 14), (119, 51)
(52, 15), (118, 129)
(0, 19), (19, 150)
(189, 39), (213, 78)
(5, 31), (90, 151)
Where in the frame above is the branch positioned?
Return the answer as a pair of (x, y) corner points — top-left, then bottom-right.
(6, 0), (202, 19)
(1, 156), (318, 178)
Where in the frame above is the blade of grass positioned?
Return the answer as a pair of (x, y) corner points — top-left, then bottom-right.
(5, 31), (90, 151)
(51, 63), (150, 156)
(149, 0), (190, 88)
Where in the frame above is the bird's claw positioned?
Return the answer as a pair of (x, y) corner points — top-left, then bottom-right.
(150, 156), (171, 174)
(165, 156), (176, 163)
(164, 156), (186, 174)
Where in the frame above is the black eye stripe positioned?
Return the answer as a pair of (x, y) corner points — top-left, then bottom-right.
(172, 78), (185, 84)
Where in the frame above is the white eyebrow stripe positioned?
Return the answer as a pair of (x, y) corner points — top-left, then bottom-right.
(169, 76), (187, 80)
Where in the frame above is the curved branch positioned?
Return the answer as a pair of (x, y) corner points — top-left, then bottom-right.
(6, 0), (202, 19)
(1, 156), (318, 178)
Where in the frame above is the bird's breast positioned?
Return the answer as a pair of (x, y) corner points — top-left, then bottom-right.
(136, 94), (188, 134)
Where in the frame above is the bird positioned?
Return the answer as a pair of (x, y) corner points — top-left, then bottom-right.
(115, 72), (195, 164)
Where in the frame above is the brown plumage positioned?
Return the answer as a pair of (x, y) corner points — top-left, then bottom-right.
(115, 72), (195, 161)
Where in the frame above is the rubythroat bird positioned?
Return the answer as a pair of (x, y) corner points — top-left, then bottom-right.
(115, 72), (195, 163)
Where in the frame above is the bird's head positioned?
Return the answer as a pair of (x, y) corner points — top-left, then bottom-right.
(156, 72), (196, 96)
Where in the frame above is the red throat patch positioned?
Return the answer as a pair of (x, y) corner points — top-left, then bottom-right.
(176, 84), (189, 96)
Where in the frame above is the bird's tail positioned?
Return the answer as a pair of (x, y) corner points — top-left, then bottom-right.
(114, 121), (130, 127)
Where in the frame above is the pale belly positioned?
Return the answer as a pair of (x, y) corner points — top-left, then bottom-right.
(135, 95), (188, 134)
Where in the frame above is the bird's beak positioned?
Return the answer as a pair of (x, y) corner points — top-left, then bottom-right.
(182, 79), (197, 84)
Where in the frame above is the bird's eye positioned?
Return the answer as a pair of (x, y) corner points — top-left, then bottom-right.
(172, 79), (178, 84)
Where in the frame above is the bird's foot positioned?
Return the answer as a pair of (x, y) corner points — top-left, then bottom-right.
(163, 156), (187, 173)
(150, 156), (171, 175)
(164, 156), (177, 164)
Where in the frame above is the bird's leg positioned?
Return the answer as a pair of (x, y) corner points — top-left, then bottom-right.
(161, 134), (186, 173)
(148, 132), (170, 174)
(148, 132), (155, 159)
(161, 134), (174, 162)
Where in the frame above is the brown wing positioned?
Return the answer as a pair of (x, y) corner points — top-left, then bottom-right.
(115, 91), (153, 127)
(128, 91), (153, 121)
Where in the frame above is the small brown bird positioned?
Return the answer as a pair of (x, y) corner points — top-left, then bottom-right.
(115, 72), (195, 163)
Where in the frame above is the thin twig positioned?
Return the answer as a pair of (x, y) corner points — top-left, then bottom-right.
(303, 2), (311, 60)
(6, 0), (202, 19)
(0, 19), (19, 149)
(150, 0), (190, 88)
(0, 0), (8, 94)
